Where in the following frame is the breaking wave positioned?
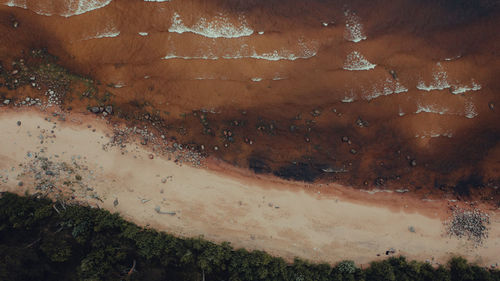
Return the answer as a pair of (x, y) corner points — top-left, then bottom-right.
(163, 41), (318, 61)
(417, 63), (481, 94)
(3, 0), (112, 17)
(344, 9), (367, 43)
(343, 51), (376, 71)
(168, 12), (254, 39)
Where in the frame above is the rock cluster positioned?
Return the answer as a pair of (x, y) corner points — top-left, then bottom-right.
(444, 207), (490, 245)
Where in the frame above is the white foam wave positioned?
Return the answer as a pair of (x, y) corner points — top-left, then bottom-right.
(415, 104), (449, 115)
(90, 26), (120, 39)
(415, 101), (478, 119)
(343, 51), (376, 71)
(163, 41), (317, 61)
(272, 73), (287, 81)
(4, 0), (112, 17)
(363, 78), (408, 100)
(144, 0), (170, 2)
(415, 131), (453, 138)
(169, 12), (253, 38)
(464, 100), (478, 119)
(251, 77), (263, 82)
(138, 32), (149, 36)
(417, 63), (481, 94)
(451, 81), (481, 94)
(344, 9), (367, 42)
(341, 90), (356, 103)
(398, 106), (405, 116)
(416, 63), (450, 91)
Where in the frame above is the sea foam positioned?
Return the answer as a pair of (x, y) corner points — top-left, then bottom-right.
(168, 12), (254, 38)
(344, 9), (367, 42)
(163, 41), (318, 61)
(4, 0), (112, 17)
(343, 51), (376, 71)
(416, 63), (450, 91)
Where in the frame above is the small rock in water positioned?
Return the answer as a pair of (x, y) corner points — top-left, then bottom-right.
(105, 105), (113, 115)
(3, 99), (10, 105)
(410, 159), (417, 167)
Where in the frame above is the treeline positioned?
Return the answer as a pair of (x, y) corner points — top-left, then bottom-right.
(0, 192), (498, 281)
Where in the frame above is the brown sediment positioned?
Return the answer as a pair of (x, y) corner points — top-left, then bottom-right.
(0, 0), (499, 206)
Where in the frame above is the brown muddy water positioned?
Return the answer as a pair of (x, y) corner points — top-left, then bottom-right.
(0, 0), (499, 202)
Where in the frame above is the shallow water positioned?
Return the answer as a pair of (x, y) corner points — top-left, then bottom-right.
(0, 0), (499, 196)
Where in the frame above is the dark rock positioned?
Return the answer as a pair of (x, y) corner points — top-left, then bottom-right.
(356, 117), (369, 127)
(374, 177), (386, 186)
(389, 69), (397, 79)
(105, 105), (113, 114)
(89, 106), (100, 114)
(16, 121), (21, 126)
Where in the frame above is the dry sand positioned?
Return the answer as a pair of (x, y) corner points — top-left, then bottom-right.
(0, 108), (499, 267)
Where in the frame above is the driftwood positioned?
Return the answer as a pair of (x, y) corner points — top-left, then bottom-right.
(24, 238), (41, 249)
(154, 206), (176, 215)
(125, 259), (136, 281)
(53, 204), (61, 214)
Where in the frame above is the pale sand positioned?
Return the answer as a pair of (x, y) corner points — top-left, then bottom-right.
(0, 109), (499, 267)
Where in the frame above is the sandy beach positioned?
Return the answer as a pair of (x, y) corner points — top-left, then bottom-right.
(0, 108), (498, 267)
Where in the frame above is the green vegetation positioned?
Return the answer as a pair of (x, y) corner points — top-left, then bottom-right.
(0, 192), (498, 281)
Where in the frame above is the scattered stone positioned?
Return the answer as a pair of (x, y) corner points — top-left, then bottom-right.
(105, 105), (113, 115)
(410, 159), (417, 167)
(89, 106), (100, 114)
(385, 248), (396, 255)
(341, 136), (349, 143)
(311, 108), (322, 117)
(3, 99), (10, 105)
(350, 148), (357, 155)
(489, 102), (495, 111)
(113, 198), (119, 207)
(389, 69), (397, 79)
(374, 177), (385, 186)
(356, 117), (369, 127)
(444, 207), (490, 245)
(17, 181), (23, 187)
(16, 121), (21, 126)
(408, 226), (416, 233)
(149, 154), (154, 159)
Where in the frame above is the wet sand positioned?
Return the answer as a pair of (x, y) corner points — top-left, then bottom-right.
(0, 108), (499, 267)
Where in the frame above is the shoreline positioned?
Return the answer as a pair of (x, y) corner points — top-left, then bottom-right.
(0, 107), (499, 267)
